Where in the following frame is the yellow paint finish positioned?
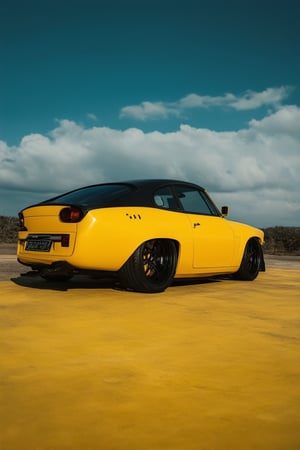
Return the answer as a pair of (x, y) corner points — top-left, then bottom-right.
(18, 206), (77, 264)
(1, 268), (300, 450)
(20, 205), (77, 234)
(73, 207), (193, 271)
(18, 205), (263, 276)
(186, 213), (236, 268)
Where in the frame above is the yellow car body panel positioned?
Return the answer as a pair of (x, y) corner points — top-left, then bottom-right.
(18, 206), (191, 271)
(18, 204), (263, 276)
(18, 205), (77, 262)
(17, 179), (265, 292)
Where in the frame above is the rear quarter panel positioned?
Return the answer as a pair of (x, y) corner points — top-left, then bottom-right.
(69, 206), (194, 271)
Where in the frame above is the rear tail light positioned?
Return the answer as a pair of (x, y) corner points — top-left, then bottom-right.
(18, 212), (26, 230)
(59, 206), (84, 223)
(61, 234), (70, 247)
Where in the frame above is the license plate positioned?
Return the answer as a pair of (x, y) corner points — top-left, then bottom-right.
(25, 240), (52, 252)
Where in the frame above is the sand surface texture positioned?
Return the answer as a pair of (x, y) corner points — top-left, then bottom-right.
(1, 245), (300, 450)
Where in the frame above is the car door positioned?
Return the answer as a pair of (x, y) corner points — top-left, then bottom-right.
(174, 185), (235, 269)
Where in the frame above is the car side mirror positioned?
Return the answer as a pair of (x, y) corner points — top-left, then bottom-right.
(221, 206), (229, 217)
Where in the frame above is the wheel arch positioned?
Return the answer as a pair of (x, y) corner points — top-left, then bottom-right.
(244, 236), (265, 272)
(123, 236), (180, 267)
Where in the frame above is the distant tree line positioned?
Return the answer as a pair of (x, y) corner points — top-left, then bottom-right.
(0, 216), (299, 255)
(263, 226), (300, 256)
(0, 216), (19, 243)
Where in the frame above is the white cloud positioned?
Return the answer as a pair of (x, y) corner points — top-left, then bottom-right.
(0, 105), (299, 226)
(120, 86), (292, 120)
(120, 101), (179, 121)
(231, 86), (291, 110)
(178, 92), (236, 109)
(249, 104), (300, 138)
(87, 113), (98, 121)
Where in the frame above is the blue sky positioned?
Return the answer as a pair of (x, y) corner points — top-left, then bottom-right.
(0, 0), (299, 226)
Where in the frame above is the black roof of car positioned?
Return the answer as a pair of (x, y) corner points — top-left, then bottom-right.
(120, 178), (205, 191)
(110, 179), (206, 207)
(124, 179), (205, 189)
(25, 179), (211, 212)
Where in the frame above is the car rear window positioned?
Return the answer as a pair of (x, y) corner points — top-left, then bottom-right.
(42, 184), (135, 208)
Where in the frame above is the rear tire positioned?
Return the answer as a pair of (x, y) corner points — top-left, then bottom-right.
(233, 238), (262, 281)
(119, 239), (177, 293)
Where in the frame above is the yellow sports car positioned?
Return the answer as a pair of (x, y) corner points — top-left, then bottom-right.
(17, 179), (265, 292)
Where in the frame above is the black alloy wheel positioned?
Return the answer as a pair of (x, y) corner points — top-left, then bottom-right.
(119, 239), (178, 293)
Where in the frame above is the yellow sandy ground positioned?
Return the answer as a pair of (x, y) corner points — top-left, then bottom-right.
(1, 268), (300, 450)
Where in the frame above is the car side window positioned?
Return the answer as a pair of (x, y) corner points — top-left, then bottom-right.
(154, 187), (179, 211)
(174, 186), (214, 215)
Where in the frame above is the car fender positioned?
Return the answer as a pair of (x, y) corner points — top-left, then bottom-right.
(70, 207), (193, 271)
(227, 220), (265, 269)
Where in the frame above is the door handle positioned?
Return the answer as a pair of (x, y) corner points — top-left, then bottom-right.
(193, 222), (201, 228)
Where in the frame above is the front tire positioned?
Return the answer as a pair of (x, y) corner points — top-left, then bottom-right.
(119, 239), (177, 293)
(233, 238), (262, 281)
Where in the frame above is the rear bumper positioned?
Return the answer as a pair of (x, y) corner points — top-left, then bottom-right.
(17, 232), (76, 264)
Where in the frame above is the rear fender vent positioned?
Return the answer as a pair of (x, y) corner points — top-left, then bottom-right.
(126, 213), (142, 220)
